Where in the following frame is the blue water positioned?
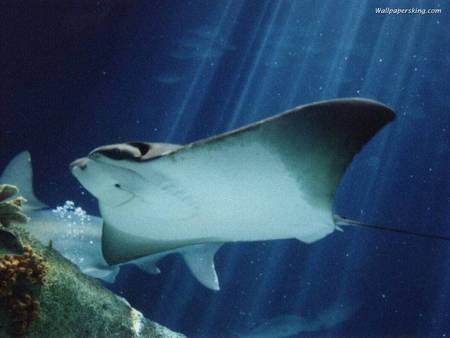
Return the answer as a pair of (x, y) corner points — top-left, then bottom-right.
(2, 1), (449, 337)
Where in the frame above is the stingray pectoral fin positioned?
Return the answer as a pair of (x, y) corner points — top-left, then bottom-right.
(180, 243), (223, 291)
(263, 98), (395, 212)
(0, 151), (47, 210)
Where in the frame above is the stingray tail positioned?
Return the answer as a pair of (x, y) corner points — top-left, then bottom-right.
(334, 214), (450, 242)
(0, 151), (48, 210)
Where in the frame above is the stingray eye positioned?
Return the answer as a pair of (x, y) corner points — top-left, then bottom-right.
(114, 183), (121, 188)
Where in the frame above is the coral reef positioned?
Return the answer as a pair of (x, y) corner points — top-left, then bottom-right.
(0, 184), (44, 336)
(0, 245), (46, 336)
(0, 185), (28, 226)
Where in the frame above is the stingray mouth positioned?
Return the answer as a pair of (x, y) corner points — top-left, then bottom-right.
(70, 154), (116, 173)
(113, 186), (136, 207)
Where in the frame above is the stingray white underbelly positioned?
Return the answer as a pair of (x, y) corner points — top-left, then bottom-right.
(103, 138), (334, 244)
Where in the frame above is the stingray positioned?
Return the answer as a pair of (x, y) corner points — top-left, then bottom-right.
(70, 98), (396, 289)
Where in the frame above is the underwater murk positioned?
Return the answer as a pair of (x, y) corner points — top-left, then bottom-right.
(1, 1), (449, 338)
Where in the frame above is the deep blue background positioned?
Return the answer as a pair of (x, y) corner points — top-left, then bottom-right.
(1, 1), (449, 337)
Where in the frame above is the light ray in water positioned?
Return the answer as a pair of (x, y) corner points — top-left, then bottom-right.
(210, 0), (273, 135)
(283, 2), (334, 107)
(225, 1), (284, 130)
(320, 1), (367, 98)
(238, 1), (298, 124)
(166, 1), (244, 143)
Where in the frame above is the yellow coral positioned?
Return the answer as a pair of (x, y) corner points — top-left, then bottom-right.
(0, 245), (46, 336)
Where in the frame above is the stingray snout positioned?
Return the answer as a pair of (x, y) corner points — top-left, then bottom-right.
(70, 157), (89, 170)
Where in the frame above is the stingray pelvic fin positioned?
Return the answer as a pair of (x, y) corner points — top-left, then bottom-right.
(181, 243), (223, 291)
(132, 258), (161, 275)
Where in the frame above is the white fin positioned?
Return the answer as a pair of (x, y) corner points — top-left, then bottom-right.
(0, 151), (47, 210)
(181, 243), (222, 291)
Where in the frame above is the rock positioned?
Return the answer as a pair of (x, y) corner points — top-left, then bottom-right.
(0, 225), (185, 338)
